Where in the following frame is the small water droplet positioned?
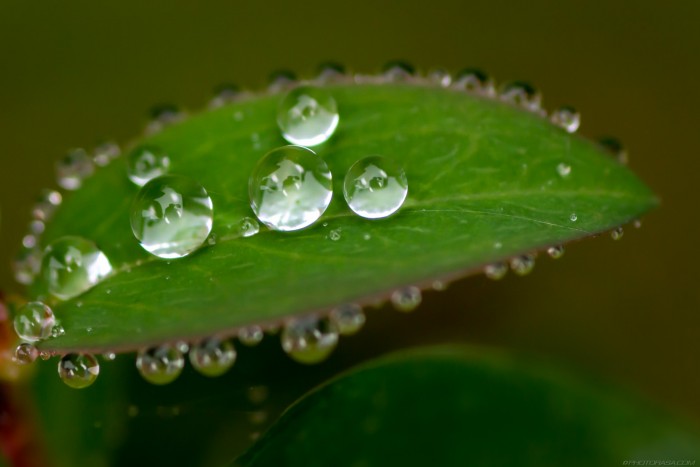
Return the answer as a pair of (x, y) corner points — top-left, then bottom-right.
(51, 324), (66, 338)
(599, 137), (628, 165)
(207, 234), (217, 246)
(268, 70), (297, 93)
(146, 104), (185, 134)
(557, 163), (572, 178)
(382, 61), (416, 82)
(452, 68), (495, 95)
(499, 81), (542, 112)
(238, 217), (260, 238)
(126, 145), (171, 186)
(238, 325), (264, 346)
(14, 343), (38, 365)
(570, 213), (578, 222)
(510, 254), (536, 276)
(13, 247), (41, 285)
(21, 234), (37, 249)
(233, 110), (244, 121)
(633, 219), (642, 229)
(363, 233), (371, 241)
(328, 228), (342, 241)
(315, 62), (348, 84)
(29, 220), (45, 236)
(329, 304), (366, 336)
(281, 316), (339, 364)
(58, 353), (99, 389)
(484, 263), (508, 280)
(427, 68), (452, 87)
(136, 345), (184, 385)
(547, 245), (565, 259)
(432, 280), (448, 291)
(189, 337), (237, 377)
(42, 236), (112, 300)
(611, 227), (624, 240)
(56, 148), (94, 190)
(550, 106), (580, 133)
(391, 286), (422, 312)
(277, 86), (339, 146)
(39, 350), (53, 361)
(32, 189), (63, 221)
(249, 146), (332, 231)
(130, 175), (214, 259)
(494, 241), (503, 250)
(209, 83), (242, 108)
(101, 352), (116, 361)
(344, 156), (408, 219)
(93, 141), (121, 167)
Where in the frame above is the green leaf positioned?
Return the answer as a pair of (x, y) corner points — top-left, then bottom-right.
(234, 346), (700, 467)
(34, 84), (656, 352)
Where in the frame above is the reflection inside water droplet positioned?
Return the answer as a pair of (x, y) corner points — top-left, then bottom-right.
(344, 156), (408, 219)
(136, 345), (184, 385)
(281, 316), (339, 364)
(58, 353), (99, 389)
(42, 236), (112, 300)
(277, 86), (339, 146)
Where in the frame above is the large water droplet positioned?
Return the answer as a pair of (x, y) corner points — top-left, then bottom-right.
(32, 189), (62, 221)
(547, 245), (565, 259)
(42, 237), (112, 300)
(249, 146), (332, 231)
(499, 81), (542, 112)
(189, 337), (237, 377)
(484, 262), (508, 280)
(391, 286), (422, 312)
(510, 254), (535, 276)
(136, 345), (184, 385)
(550, 106), (580, 133)
(58, 353), (99, 389)
(281, 316), (339, 364)
(343, 156), (408, 219)
(238, 217), (260, 238)
(130, 175), (214, 259)
(329, 304), (366, 336)
(56, 148), (95, 190)
(277, 86), (339, 146)
(127, 145), (171, 186)
(13, 301), (56, 342)
(14, 343), (38, 365)
(452, 68), (495, 95)
(93, 141), (121, 167)
(238, 325), (264, 346)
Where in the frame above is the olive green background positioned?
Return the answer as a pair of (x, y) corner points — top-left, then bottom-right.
(0, 0), (698, 425)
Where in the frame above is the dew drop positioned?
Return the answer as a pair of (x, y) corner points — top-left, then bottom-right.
(550, 106), (580, 133)
(281, 316), (339, 364)
(328, 228), (341, 241)
(329, 304), (366, 336)
(238, 325), (264, 346)
(189, 337), (237, 377)
(452, 68), (495, 95)
(547, 245), (565, 259)
(146, 104), (184, 134)
(268, 70), (297, 93)
(42, 236), (112, 300)
(249, 145), (332, 231)
(363, 233), (371, 241)
(136, 345), (184, 385)
(32, 189), (62, 221)
(344, 156), (408, 219)
(51, 324), (65, 338)
(570, 213), (578, 222)
(427, 68), (452, 87)
(510, 254), (536, 276)
(209, 83), (241, 108)
(499, 81), (542, 112)
(611, 227), (624, 241)
(238, 217), (260, 238)
(382, 61), (416, 82)
(277, 86), (339, 146)
(126, 145), (171, 186)
(56, 148), (95, 190)
(93, 141), (121, 167)
(14, 343), (38, 365)
(58, 353), (99, 389)
(101, 352), (116, 361)
(484, 262), (508, 280)
(14, 302), (55, 342)
(391, 286), (422, 312)
(13, 247), (42, 285)
(316, 62), (348, 84)
(130, 175), (214, 259)
(432, 280), (447, 291)
(557, 163), (572, 178)
(599, 137), (628, 165)
(633, 219), (642, 229)
(29, 220), (45, 236)
(39, 350), (53, 361)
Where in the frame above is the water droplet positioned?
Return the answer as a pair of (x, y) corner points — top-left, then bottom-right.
(363, 233), (371, 241)
(499, 81), (542, 112)
(209, 83), (241, 108)
(21, 234), (37, 249)
(452, 68), (495, 95)
(328, 228), (341, 241)
(550, 106), (580, 133)
(432, 280), (448, 291)
(14, 343), (38, 365)
(427, 68), (452, 87)
(101, 352), (116, 361)
(136, 345), (184, 385)
(28, 220), (45, 236)
(557, 163), (572, 178)
(42, 236), (112, 300)
(56, 148), (94, 190)
(32, 189), (62, 221)
(175, 341), (190, 353)
(93, 141), (121, 167)
(207, 235), (217, 246)
(130, 175), (214, 259)
(238, 217), (260, 238)
(146, 104), (184, 134)
(13, 247), (41, 285)
(570, 213), (578, 222)
(249, 146), (332, 231)
(382, 61), (416, 82)
(599, 137), (628, 165)
(281, 316), (339, 364)
(126, 145), (171, 186)
(268, 70), (297, 93)
(633, 219), (642, 229)
(329, 304), (366, 336)
(315, 62), (348, 84)
(238, 325), (264, 346)
(547, 245), (565, 259)
(39, 350), (53, 361)
(611, 227), (624, 240)
(189, 337), (237, 377)
(510, 254), (535, 276)
(51, 324), (65, 338)
(344, 156), (408, 219)
(277, 86), (339, 146)
(58, 353), (99, 389)
(484, 263), (508, 280)
(391, 286), (422, 312)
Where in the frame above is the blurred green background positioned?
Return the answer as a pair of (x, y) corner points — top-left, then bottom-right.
(0, 0), (698, 436)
